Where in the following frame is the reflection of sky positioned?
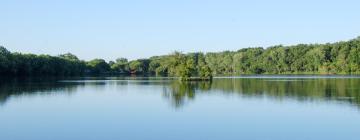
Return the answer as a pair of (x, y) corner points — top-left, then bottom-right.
(0, 79), (359, 140)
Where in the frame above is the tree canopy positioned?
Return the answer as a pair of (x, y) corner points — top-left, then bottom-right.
(0, 37), (360, 77)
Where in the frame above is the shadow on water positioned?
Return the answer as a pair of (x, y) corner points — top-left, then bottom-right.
(1, 77), (360, 109)
(0, 77), (85, 106)
(163, 81), (212, 108)
(162, 78), (360, 109)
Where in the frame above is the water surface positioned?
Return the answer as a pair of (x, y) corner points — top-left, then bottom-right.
(0, 76), (360, 140)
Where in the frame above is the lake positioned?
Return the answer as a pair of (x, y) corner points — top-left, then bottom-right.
(0, 76), (360, 140)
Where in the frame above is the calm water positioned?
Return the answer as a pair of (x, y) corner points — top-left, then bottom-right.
(0, 76), (360, 140)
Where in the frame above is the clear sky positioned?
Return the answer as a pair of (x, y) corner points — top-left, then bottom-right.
(1, 0), (360, 61)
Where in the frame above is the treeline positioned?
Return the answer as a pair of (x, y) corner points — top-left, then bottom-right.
(227, 37), (360, 74)
(1, 37), (360, 76)
(0, 47), (212, 78)
(0, 49), (86, 76)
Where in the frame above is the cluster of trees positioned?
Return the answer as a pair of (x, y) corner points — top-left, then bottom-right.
(0, 47), (212, 79)
(207, 37), (360, 74)
(154, 37), (360, 75)
(0, 47), (86, 76)
(1, 37), (360, 77)
(105, 52), (213, 80)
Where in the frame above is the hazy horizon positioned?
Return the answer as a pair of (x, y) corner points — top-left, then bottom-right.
(2, 0), (360, 61)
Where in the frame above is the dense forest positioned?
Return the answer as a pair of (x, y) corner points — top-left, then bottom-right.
(1, 37), (360, 77)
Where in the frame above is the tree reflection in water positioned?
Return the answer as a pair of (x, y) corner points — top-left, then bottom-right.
(162, 78), (360, 109)
(162, 81), (212, 108)
(1, 77), (360, 109)
(0, 77), (84, 105)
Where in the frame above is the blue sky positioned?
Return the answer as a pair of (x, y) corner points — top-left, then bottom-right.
(1, 0), (360, 61)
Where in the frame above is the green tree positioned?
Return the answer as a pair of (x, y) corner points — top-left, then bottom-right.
(111, 58), (129, 73)
(0, 46), (11, 74)
(86, 59), (110, 74)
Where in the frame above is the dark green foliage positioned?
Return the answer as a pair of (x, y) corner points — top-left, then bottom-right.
(199, 65), (212, 79)
(86, 59), (110, 74)
(129, 59), (150, 74)
(0, 46), (11, 74)
(211, 37), (360, 74)
(1, 37), (360, 77)
(110, 58), (129, 74)
(0, 48), (86, 76)
(146, 52), (212, 80)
